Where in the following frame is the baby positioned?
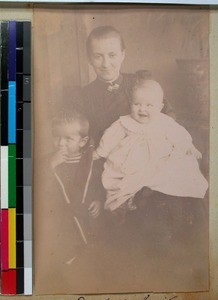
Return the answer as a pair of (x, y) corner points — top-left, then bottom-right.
(94, 72), (208, 211)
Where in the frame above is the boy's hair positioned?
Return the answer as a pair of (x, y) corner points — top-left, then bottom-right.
(132, 70), (164, 101)
(52, 109), (89, 138)
(86, 25), (125, 57)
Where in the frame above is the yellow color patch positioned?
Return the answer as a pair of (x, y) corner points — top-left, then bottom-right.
(8, 208), (16, 268)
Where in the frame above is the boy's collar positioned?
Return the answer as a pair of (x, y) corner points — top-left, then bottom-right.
(63, 153), (82, 164)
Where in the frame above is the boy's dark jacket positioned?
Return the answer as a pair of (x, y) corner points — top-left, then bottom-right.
(36, 139), (104, 266)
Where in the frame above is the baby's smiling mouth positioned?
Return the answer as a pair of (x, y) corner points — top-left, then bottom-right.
(138, 112), (149, 117)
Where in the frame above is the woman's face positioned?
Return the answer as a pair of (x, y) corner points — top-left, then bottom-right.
(89, 36), (125, 82)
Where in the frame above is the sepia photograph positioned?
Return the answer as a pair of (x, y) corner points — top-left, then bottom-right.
(33, 5), (209, 295)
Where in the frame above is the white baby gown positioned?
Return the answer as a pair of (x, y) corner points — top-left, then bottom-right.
(96, 114), (208, 211)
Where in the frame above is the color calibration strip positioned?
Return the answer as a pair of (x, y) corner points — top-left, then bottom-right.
(0, 21), (32, 295)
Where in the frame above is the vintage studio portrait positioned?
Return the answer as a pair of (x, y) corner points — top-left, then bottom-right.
(33, 5), (209, 295)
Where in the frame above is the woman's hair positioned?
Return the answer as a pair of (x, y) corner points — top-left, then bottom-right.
(52, 109), (89, 138)
(86, 25), (125, 57)
(131, 70), (164, 101)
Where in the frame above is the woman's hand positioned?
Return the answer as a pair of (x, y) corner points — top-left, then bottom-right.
(93, 150), (101, 161)
(88, 200), (101, 218)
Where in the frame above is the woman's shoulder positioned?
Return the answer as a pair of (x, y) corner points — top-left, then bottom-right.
(82, 78), (99, 94)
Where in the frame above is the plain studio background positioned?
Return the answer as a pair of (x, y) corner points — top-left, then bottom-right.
(33, 5), (209, 294)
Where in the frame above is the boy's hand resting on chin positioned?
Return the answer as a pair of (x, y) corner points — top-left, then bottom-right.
(49, 150), (67, 169)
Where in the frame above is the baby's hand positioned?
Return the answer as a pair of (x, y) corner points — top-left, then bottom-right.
(88, 201), (101, 218)
(186, 145), (202, 159)
(93, 150), (101, 161)
(49, 150), (66, 169)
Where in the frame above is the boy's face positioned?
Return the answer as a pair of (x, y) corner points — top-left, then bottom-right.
(89, 36), (125, 82)
(131, 87), (163, 124)
(52, 122), (87, 157)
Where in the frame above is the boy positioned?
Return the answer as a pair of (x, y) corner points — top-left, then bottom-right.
(35, 109), (101, 293)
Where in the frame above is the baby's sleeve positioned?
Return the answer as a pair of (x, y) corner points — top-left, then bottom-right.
(165, 117), (193, 150)
(96, 119), (126, 158)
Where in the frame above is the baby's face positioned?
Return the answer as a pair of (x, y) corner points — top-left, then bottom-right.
(131, 87), (163, 124)
(52, 122), (83, 157)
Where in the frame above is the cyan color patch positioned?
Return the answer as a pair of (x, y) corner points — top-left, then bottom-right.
(8, 81), (16, 143)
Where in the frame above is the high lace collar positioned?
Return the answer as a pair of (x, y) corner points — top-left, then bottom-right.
(120, 114), (167, 134)
(119, 115), (149, 134)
